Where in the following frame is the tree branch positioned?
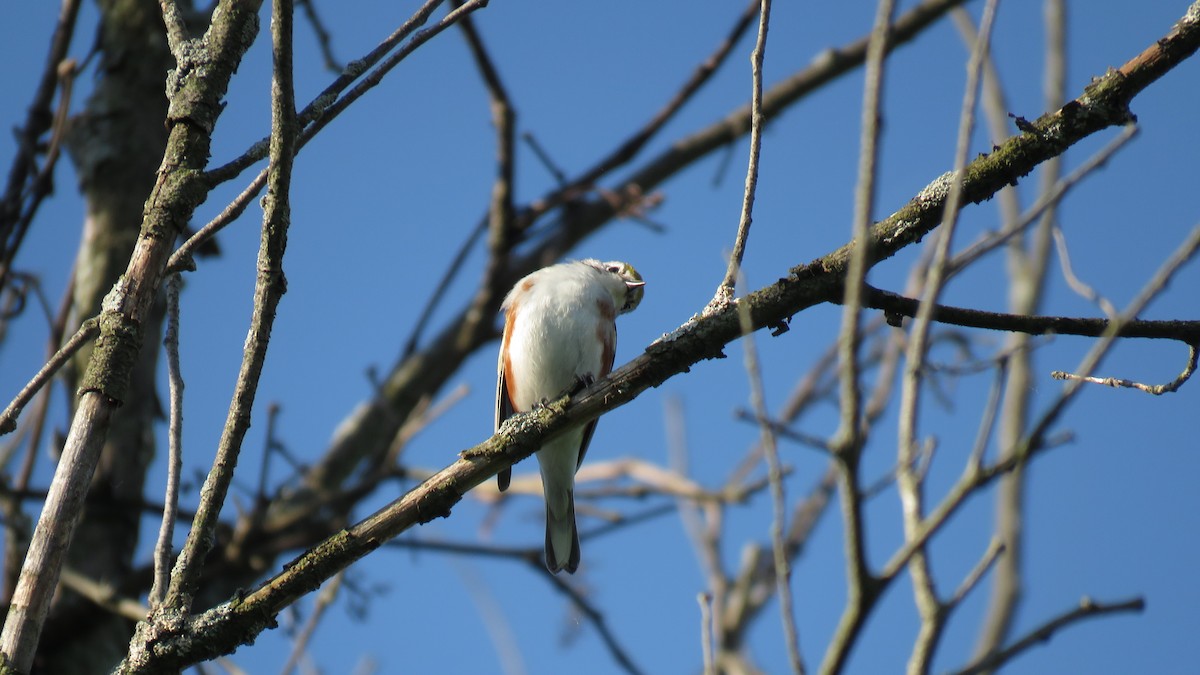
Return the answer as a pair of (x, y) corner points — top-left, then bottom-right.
(0, 2), (264, 669)
(106, 6), (1200, 668)
(858, 287), (1200, 343)
(954, 596), (1145, 675)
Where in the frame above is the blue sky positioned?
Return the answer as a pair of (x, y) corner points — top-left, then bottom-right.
(2, 1), (1199, 673)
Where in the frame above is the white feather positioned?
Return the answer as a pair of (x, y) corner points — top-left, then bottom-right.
(499, 260), (637, 572)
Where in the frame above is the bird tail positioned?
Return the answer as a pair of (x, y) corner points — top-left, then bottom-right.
(544, 489), (580, 574)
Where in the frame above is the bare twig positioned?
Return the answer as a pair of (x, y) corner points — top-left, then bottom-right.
(519, 0), (762, 230)
(1025, 222), (1200, 450)
(400, 217), (488, 356)
(454, 561), (524, 675)
(955, 596), (1145, 675)
(158, 0), (191, 58)
(0, 0), (82, 279)
(402, 3), (513, 358)
(297, 0), (342, 72)
(736, 292), (804, 672)
(1050, 341), (1198, 395)
(1, 268), (76, 608)
(948, 124), (1138, 276)
(857, 287), (1200, 344)
(175, 0), (492, 273)
(967, 359), (1008, 470)
(167, 168), (269, 273)
(733, 410), (832, 453)
(950, 537), (1005, 607)
(387, 384), (470, 468)
(874, 223), (1200, 600)
(895, 2), (997, 671)
(279, 571), (344, 675)
(698, 592), (715, 675)
(522, 133), (569, 187)
(713, 0), (772, 305)
(835, 0), (897, 458)
(149, 273), (185, 609)
(59, 567), (149, 623)
(666, 396), (729, 659)
(456, 1), (514, 256)
(1051, 225), (1118, 318)
(0, 317), (98, 435)
(164, 0), (299, 611)
(205, 0), (454, 185)
(544, 570), (646, 675)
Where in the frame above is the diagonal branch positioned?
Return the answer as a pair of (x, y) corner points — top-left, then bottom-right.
(112, 6), (1200, 668)
(858, 287), (1200, 343)
(162, 0), (299, 614)
(953, 596), (1145, 675)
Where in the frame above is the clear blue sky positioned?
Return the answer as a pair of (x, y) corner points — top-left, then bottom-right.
(2, 1), (1198, 673)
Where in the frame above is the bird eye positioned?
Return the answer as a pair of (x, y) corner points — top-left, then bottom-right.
(607, 265), (621, 274)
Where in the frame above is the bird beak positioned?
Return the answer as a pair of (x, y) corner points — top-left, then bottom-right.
(625, 280), (646, 289)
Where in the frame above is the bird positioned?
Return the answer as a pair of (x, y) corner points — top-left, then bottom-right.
(495, 259), (645, 574)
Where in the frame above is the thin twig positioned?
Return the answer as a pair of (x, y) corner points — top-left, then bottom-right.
(164, 0), (300, 610)
(0, 317), (98, 435)
(257, 403), (284, 504)
(0, 56), (79, 308)
(875, 224), (1200, 592)
(713, 0), (772, 305)
(296, 0), (342, 72)
(2, 266), (73, 609)
(858, 286), (1200, 343)
(518, 0), (762, 230)
(948, 124), (1138, 275)
(666, 395), (729, 658)
(1025, 222), (1200, 450)
(453, 561), (525, 675)
(158, 0), (191, 58)
(149, 273), (185, 609)
(522, 133), (568, 186)
(954, 596), (1145, 675)
(896, 4), (999, 672)
(835, 0), (897, 459)
(1051, 225), (1118, 318)
(733, 410), (832, 453)
(698, 592), (715, 675)
(59, 567), (149, 622)
(400, 217), (487, 356)
(950, 537), (1005, 607)
(0, 0), (82, 262)
(544, 570), (647, 675)
(383, 382), (470, 467)
(173, 1), (492, 274)
(1050, 341), (1198, 395)
(279, 571), (344, 675)
(736, 291), (804, 673)
(456, 0), (515, 257)
(167, 167), (268, 273)
(967, 358), (1007, 470)
(205, 0), (453, 186)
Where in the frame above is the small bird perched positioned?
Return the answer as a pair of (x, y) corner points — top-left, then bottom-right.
(495, 259), (645, 574)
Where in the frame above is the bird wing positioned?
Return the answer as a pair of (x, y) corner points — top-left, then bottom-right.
(576, 322), (617, 470)
(495, 311), (517, 492)
(575, 418), (600, 471)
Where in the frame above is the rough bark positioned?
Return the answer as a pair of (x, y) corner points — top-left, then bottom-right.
(36, 1), (174, 672)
